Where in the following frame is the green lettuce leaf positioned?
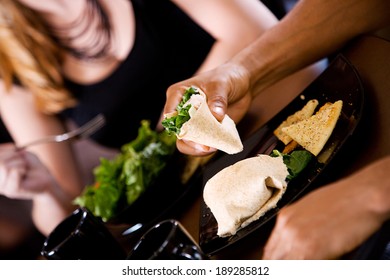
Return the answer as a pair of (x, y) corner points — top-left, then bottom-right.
(161, 87), (200, 134)
(74, 120), (176, 221)
(271, 149), (314, 180)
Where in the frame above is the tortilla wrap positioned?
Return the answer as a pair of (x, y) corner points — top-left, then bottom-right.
(177, 89), (243, 155)
(203, 155), (288, 237)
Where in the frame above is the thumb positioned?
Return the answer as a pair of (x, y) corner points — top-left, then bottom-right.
(208, 95), (227, 123)
(164, 84), (188, 115)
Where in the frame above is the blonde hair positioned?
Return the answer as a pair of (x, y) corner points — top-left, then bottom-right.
(0, 0), (76, 114)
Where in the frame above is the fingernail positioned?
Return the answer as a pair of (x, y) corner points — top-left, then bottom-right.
(212, 106), (224, 117)
(194, 144), (217, 153)
(193, 143), (208, 152)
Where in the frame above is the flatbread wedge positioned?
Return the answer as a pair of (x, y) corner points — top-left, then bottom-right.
(274, 99), (319, 145)
(203, 155), (288, 237)
(282, 100), (343, 156)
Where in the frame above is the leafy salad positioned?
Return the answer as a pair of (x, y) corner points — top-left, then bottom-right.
(74, 120), (176, 222)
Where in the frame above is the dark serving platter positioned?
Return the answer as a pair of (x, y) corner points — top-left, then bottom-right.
(199, 55), (365, 256)
(107, 150), (204, 234)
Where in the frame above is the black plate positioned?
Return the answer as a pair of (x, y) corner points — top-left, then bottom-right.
(199, 55), (365, 255)
(107, 150), (204, 233)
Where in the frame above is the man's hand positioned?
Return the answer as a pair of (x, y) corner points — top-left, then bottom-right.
(262, 157), (390, 259)
(163, 62), (252, 156)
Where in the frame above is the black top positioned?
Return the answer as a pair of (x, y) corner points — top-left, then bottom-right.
(62, 0), (215, 148)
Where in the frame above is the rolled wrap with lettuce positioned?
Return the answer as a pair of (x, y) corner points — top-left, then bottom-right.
(162, 87), (243, 154)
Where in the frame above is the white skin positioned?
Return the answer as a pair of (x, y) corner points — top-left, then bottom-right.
(0, 0), (322, 236)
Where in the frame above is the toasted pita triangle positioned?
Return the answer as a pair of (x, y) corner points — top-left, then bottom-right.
(282, 100), (343, 156)
(274, 99), (319, 145)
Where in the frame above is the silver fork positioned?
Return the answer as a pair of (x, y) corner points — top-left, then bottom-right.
(15, 114), (106, 151)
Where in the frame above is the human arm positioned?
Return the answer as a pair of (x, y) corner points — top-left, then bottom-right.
(164, 0), (390, 155)
(173, 0), (278, 73)
(0, 83), (84, 236)
(262, 155), (390, 259)
(234, 0), (390, 96)
(0, 145), (76, 236)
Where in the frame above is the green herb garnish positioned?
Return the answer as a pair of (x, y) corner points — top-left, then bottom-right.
(271, 149), (314, 180)
(162, 87), (200, 134)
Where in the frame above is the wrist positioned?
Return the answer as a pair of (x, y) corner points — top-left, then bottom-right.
(229, 37), (284, 98)
(34, 174), (76, 212)
(31, 177), (77, 236)
(219, 61), (252, 98)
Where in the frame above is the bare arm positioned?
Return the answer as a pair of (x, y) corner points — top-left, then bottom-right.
(0, 83), (84, 235)
(155, 0), (285, 132)
(173, 0), (278, 73)
(236, 0), (390, 95)
(0, 147), (77, 236)
(164, 0), (390, 156)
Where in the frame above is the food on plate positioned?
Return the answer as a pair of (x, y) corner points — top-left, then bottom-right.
(204, 99), (344, 237)
(274, 99), (319, 145)
(203, 150), (313, 237)
(162, 86), (243, 154)
(282, 100), (343, 156)
(74, 120), (176, 222)
(203, 155), (288, 237)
